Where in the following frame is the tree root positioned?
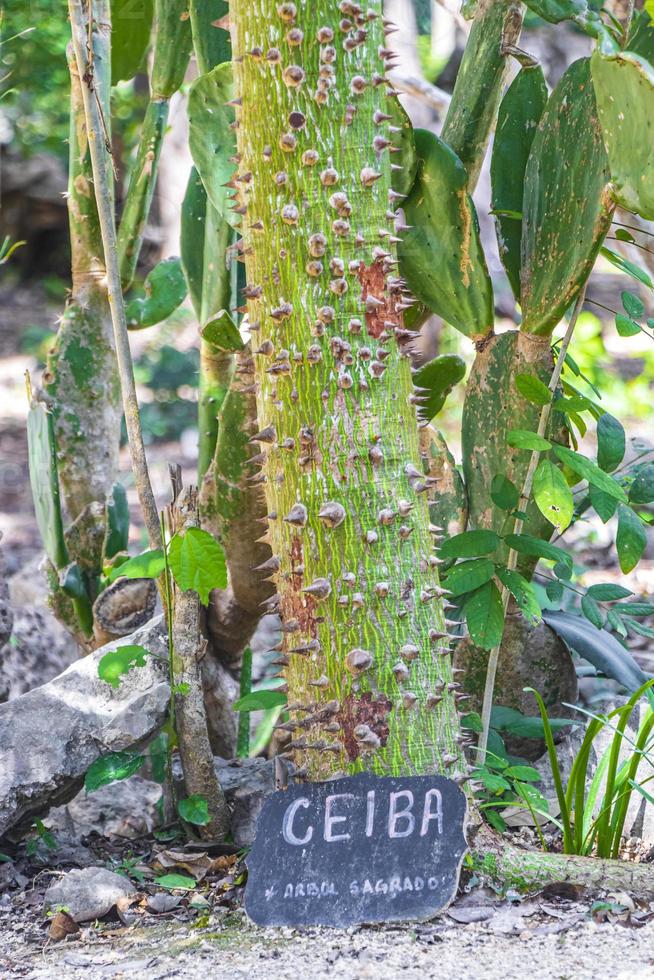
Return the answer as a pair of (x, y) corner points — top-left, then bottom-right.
(471, 824), (654, 898)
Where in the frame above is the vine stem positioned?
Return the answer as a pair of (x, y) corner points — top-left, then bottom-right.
(476, 286), (588, 765)
(68, 0), (162, 551)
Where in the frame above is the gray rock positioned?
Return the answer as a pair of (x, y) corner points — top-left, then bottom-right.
(44, 867), (136, 923)
(47, 775), (163, 840)
(214, 757), (278, 847)
(0, 606), (77, 703)
(0, 617), (169, 837)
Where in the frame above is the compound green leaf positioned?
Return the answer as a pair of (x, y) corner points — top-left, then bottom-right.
(552, 445), (628, 501)
(444, 558), (495, 597)
(491, 474), (520, 511)
(155, 874), (196, 891)
(505, 533), (573, 574)
(532, 459), (574, 531)
(233, 689), (288, 711)
(630, 462), (654, 504)
(439, 529), (501, 559)
(464, 580), (505, 651)
(597, 413), (625, 473)
(616, 504), (647, 573)
(496, 567), (541, 625)
(515, 373), (551, 406)
(507, 430), (552, 451)
(581, 594), (604, 629)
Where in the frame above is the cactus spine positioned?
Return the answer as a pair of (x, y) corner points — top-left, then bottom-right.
(230, 0), (464, 781)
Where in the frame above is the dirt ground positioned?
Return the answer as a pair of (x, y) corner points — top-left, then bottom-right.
(3, 900), (654, 980)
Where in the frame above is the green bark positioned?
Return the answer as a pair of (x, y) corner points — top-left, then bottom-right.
(231, 0), (465, 781)
(45, 22), (121, 577)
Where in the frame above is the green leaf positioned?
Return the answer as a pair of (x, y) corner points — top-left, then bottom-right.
(412, 354), (467, 423)
(491, 66), (549, 300)
(581, 594), (604, 629)
(478, 771), (511, 794)
(111, 0), (153, 84)
(601, 247), (653, 290)
(439, 529), (501, 559)
(188, 63), (238, 228)
(607, 608), (628, 637)
(507, 430), (552, 451)
(200, 310), (244, 351)
(532, 459), (574, 531)
(496, 567), (542, 625)
(97, 644), (149, 689)
(155, 874), (197, 892)
(106, 549), (165, 583)
(617, 602), (654, 616)
(178, 795), (210, 827)
(233, 689), (288, 712)
(168, 527), (227, 604)
(590, 484), (618, 523)
(27, 400), (67, 569)
(521, 0), (594, 25)
(616, 504), (647, 573)
(552, 445), (628, 502)
(490, 474), (520, 511)
(553, 559), (573, 581)
(515, 373), (551, 406)
(105, 483), (130, 559)
(630, 463), (654, 504)
(125, 257), (188, 330)
(543, 609), (649, 691)
(85, 751), (145, 793)
(464, 580), (505, 651)
(521, 58), (612, 336)
(587, 584), (633, 601)
(622, 291), (645, 319)
(504, 765), (541, 782)
(597, 414), (625, 473)
(397, 128), (494, 339)
(546, 580), (564, 603)
(505, 533), (573, 574)
(444, 559), (495, 597)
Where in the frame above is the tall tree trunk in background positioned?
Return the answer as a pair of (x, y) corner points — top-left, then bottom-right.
(230, 0), (466, 781)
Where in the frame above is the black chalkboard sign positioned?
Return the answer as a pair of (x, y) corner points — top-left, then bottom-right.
(245, 772), (468, 927)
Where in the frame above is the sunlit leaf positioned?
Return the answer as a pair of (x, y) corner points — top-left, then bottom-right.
(532, 459), (574, 531)
(168, 527), (227, 604)
(97, 644), (149, 689)
(85, 751), (145, 793)
(464, 580), (505, 650)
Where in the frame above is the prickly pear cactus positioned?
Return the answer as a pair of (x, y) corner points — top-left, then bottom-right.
(230, 0), (465, 781)
(591, 47), (654, 222)
(520, 58), (613, 336)
(491, 65), (548, 301)
(441, 0), (524, 190)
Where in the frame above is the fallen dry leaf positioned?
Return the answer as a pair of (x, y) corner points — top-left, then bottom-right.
(152, 849), (213, 882)
(48, 910), (80, 942)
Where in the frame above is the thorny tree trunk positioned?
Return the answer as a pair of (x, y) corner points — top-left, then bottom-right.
(230, 0), (467, 782)
(44, 19), (121, 554)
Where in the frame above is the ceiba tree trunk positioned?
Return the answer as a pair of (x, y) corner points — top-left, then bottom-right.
(230, 0), (466, 781)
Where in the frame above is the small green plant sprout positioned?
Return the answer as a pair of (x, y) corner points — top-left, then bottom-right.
(25, 818), (57, 857)
(0, 236), (25, 264)
(529, 679), (654, 858)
